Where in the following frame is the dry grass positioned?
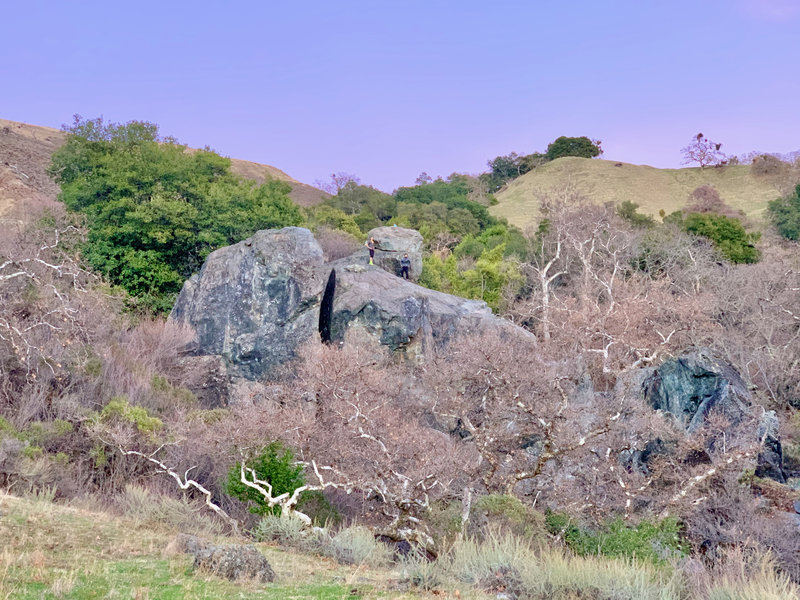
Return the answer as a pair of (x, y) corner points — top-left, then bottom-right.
(0, 491), (488, 599)
(491, 157), (787, 229)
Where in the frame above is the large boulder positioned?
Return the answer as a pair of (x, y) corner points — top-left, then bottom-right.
(632, 349), (785, 483)
(358, 226), (423, 280)
(170, 227), (325, 380)
(325, 260), (533, 357)
(642, 350), (751, 434)
(170, 227), (535, 385)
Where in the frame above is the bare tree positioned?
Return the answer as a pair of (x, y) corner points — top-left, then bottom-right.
(223, 340), (477, 553)
(681, 133), (727, 168)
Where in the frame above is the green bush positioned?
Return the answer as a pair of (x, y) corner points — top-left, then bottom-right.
(225, 441), (306, 516)
(665, 211), (760, 263)
(769, 184), (800, 241)
(617, 200), (655, 228)
(96, 397), (163, 435)
(49, 116), (303, 313)
(545, 512), (687, 565)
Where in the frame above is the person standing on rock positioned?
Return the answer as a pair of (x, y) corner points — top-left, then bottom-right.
(365, 236), (376, 265)
(400, 253), (411, 280)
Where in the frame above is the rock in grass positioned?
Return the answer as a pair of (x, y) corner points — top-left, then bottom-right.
(193, 544), (275, 583)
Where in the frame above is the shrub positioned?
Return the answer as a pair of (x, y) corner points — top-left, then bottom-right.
(545, 512), (687, 565)
(769, 184), (800, 241)
(96, 397), (163, 436)
(751, 154), (788, 177)
(665, 211), (760, 263)
(470, 494), (547, 545)
(224, 441), (306, 516)
(617, 200), (655, 228)
(252, 514), (307, 544)
(327, 526), (391, 567)
(401, 552), (444, 591)
(49, 116), (303, 313)
(119, 484), (223, 536)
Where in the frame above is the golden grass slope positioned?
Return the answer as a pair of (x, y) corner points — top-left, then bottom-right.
(490, 157), (784, 229)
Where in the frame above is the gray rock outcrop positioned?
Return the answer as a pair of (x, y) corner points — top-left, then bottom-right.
(170, 227), (325, 380)
(193, 544), (275, 582)
(642, 350), (751, 433)
(356, 226), (423, 280)
(170, 226), (534, 384)
(628, 349), (785, 483)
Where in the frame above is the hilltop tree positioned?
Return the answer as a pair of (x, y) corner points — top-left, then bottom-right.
(681, 133), (727, 168)
(545, 136), (603, 160)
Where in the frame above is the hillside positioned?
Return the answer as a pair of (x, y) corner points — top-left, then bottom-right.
(490, 157), (785, 229)
(0, 118), (327, 222)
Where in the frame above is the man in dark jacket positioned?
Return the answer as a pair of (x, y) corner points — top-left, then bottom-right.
(400, 253), (411, 279)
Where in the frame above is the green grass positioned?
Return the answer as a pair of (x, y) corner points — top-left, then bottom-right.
(491, 157), (785, 229)
(0, 492), (480, 599)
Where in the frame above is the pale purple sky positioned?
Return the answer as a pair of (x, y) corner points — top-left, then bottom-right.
(3, 0), (799, 192)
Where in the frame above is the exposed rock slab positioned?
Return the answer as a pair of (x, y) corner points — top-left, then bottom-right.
(170, 226), (535, 384)
(170, 227), (325, 380)
(327, 260), (533, 356)
(632, 349), (785, 483)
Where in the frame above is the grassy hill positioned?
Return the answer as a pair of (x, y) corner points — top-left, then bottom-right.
(0, 118), (328, 223)
(490, 157), (786, 229)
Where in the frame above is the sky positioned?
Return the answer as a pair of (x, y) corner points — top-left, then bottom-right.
(2, 0), (799, 192)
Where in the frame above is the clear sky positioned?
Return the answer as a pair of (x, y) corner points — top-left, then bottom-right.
(2, 0), (799, 192)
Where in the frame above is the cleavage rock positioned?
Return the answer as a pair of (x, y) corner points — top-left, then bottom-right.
(170, 227), (535, 389)
(170, 227), (325, 381)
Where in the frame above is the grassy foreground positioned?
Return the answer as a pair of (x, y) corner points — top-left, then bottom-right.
(0, 491), (480, 600)
(1, 490), (798, 600)
(491, 157), (784, 229)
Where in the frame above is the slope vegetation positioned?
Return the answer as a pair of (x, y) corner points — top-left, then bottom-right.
(0, 118), (327, 223)
(491, 157), (784, 229)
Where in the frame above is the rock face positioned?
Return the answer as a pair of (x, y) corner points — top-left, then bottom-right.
(637, 349), (785, 482)
(327, 260), (532, 356)
(170, 227), (325, 380)
(642, 350), (751, 433)
(170, 227), (534, 385)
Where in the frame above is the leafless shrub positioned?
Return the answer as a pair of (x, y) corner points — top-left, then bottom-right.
(751, 154), (789, 177)
(314, 226), (361, 262)
(685, 185), (745, 220)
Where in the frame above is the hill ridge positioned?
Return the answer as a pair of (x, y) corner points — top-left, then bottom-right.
(490, 156), (785, 229)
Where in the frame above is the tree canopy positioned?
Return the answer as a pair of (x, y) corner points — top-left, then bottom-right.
(768, 184), (800, 241)
(49, 116), (303, 313)
(545, 136), (603, 160)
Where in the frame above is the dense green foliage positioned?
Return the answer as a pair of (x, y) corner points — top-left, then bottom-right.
(546, 136), (603, 160)
(308, 174), (526, 311)
(482, 135), (601, 191)
(419, 243), (522, 311)
(616, 200), (655, 228)
(49, 116), (303, 312)
(225, 442), (307, 516)
(769, 184), (800, 241)
(665, 210), (760, 263)
(545, 512), (687, 565)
